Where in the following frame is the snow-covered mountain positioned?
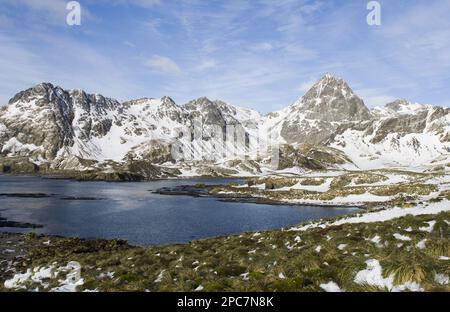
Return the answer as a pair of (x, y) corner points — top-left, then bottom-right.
(0, 75), (449, 179)
(264, 74), (372, 146)
(330, 99), (450, 169)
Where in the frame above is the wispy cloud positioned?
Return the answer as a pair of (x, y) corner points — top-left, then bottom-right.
(0, 34), (45, 104)
(194, 60), (217, 72)
(2, 0), (93, 25)
(110, 0), (162, 8)
(144, 55), (181, 75)
(0, 0), (449, 112)
(4, 0), (67, 14)
(253, 42), (274, 51)
(123, 41), (136, 48)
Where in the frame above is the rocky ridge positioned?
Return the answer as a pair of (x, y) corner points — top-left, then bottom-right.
(0, 75), (449, 180)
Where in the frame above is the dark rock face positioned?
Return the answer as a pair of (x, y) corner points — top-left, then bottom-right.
(1, 83), (75, 159)
(0, 75), (448, 178)
(297, 74), (372, 122)
(125, 159), (181, 178)
(280, 119), (338, 145)
(279, 75), (372, 145)
(370, 111), (429, 144)
(71, 89), (120, 140)
(185, 97), (228, 127)
(0, 157), (42, 173)
(384, 99), (410, 112)
(125, 140), (174, 164)
(0, 83), (122, 161)
(276, 144), (351, 170)
(185, 97), (249, 126)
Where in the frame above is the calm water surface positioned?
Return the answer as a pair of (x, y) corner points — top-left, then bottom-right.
(0, 175), (357, 246)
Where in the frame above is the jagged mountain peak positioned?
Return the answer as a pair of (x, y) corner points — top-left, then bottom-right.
(128, 96), (178, 108)
(7, 82), (61, 108)
(370, 98), (437, 118)
(184, 97), (230, 116)
(184, 97), (261, 123)
(303, 74), (354, 101)
(1, 79), (448, 173)
(8, 82), (67, 105)
(8, 83), (122, 113)
(34, 82), (57, 90)
(320, 72), (343, 82)
(124, 97), (155, 104)
(184, 96), (215, 108)
(161, 96), (176, 104)
(289, 74), (372, 122)
(385, 98), (410, 107)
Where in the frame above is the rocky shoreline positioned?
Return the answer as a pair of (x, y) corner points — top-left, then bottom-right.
(0, 215), (42, 229)
(1, 204), (448, 292)
(0, 168), (449, 292)
(154, 184), (362, 208)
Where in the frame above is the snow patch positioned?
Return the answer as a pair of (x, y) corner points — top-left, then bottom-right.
(354, 259), (423, 292)
(393, 233), (411, 241)
(320, 281), (342, 292)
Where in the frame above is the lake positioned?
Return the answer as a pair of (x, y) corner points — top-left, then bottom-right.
(0, 175), (357, 246)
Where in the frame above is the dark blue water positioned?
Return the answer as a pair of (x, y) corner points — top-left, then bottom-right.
(0, 175), (357, 246)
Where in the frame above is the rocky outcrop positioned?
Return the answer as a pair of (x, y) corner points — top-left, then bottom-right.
(276, 144), (351, 170)
(277, 74), (373, 145)
(0, 74), (449, 179)
(294, 74), (372, 122)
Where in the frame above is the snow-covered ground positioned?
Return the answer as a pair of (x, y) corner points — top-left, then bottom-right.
(275, 178), (333, 193)
(4, 261), (85, 292)
(353, 259), (423, 292)
(290, 200), (450, 232)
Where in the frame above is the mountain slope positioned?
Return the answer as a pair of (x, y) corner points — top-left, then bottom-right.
(0, 75), (449, 178)
(330, 100), (450, 169)
(265, 74), (372, 146)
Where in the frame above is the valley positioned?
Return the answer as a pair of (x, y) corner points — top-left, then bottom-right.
(0, 74), (449, 292)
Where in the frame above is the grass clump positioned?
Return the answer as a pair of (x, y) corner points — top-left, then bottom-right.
(300, 178), (325, 186)
(2, 208), (449, 292)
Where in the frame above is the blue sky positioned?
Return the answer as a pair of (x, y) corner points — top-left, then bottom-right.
(0, 0), (449, 113)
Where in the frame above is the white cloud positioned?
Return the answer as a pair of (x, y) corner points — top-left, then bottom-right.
(2, 0), (93, 25)
(0, 34), (46, 105)
(364, 96), (398, 108)
(356, 88), (398, 108)
(1, 0), (449, 111)
(282, 43), (318, 61)
(123, 41), (136, 48)
(112, 0), (161, 7)
(195, 60), (217, 72)
(253, 42), (273, 51)
(144, 55), (181, 75)
(376, 1), (450, 81)
(6, 0), (67, 14)
(299, 2), (324, 14)
(0, 31), (144, 105)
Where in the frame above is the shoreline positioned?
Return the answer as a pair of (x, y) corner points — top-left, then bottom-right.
(1, 204), (448, 292)
(1, 170), (449, 292)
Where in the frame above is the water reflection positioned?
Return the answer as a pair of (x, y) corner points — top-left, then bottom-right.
(0, 175), (357, 246)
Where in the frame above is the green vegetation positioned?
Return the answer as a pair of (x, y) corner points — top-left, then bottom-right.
(212, 170), (443, 207)
(1, 168), (448, 292)
(329, 172), (388, 188)
(1, 211), (448, 292)
(300, 178), (325, 186)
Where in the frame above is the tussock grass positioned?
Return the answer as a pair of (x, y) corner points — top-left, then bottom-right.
(2, 210), (448, 292)
(217, 170), (439, 205)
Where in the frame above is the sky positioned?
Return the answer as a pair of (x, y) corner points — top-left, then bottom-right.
(0, 0), (449, 113)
